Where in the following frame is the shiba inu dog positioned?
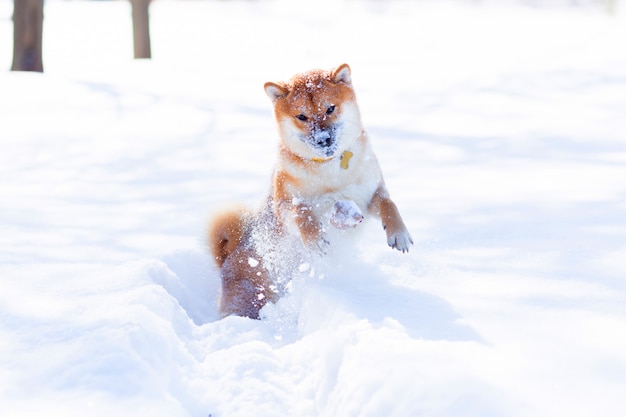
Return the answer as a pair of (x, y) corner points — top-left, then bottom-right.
(209, 64), (412, 319)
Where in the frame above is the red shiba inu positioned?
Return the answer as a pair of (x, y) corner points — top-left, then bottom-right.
(208, 64), (412, 319)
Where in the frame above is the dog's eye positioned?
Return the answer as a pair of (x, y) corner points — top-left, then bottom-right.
(295, 114), (308, 121)
(326, 105), (336, 115)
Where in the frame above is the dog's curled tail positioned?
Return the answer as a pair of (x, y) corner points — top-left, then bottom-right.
(208, 206), (248, 267)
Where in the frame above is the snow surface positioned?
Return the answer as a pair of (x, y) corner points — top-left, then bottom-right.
(2, 0), (626, 416)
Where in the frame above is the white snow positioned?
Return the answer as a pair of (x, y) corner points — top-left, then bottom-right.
(2, 0), (626, 416)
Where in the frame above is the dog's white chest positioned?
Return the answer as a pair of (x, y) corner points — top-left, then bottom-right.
(293, 148), (382, 216)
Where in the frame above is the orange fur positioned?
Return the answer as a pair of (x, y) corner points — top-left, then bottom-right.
(208, 204), (282, 319)
(208, 64), (413, 319)
(369, 186), (411, 252)
(207, 207), (247, 268)
(217, 235), (277, 319)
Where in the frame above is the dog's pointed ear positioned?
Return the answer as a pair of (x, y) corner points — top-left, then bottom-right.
(332, 64), (352, 85)
(264, 82), (289, 103)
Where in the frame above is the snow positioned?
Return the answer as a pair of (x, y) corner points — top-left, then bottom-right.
(2, 0), (626, 416)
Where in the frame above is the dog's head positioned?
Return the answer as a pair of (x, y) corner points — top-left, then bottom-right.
(264, 64), (362, 160)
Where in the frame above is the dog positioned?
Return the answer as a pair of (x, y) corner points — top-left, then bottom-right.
(208, 64), (413, 319)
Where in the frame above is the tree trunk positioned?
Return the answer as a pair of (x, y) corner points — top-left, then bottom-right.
(131, 0), (151, 59)
(11, 0), (44, 72)
(606, 0), (617, 15)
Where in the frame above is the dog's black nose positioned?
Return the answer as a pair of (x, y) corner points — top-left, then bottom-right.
(313, 128), (333, 147)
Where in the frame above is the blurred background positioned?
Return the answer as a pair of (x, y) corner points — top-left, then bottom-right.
(2, 0), (623, 78)
(3, 0), (624, 125)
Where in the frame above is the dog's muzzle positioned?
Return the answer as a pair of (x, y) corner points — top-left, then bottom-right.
(306, 125), (340, 157)
(313, 128), (334, 147)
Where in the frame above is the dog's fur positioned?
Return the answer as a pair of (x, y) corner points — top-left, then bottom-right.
(208, 64), (413, 319)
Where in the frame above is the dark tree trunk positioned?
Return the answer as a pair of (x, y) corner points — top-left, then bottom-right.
(131, 0), (151, 59)
(606, 0), (617, 15)
(11, 0), (44, 72)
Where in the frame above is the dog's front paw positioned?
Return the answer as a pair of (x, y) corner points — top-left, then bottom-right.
(300, 227), (330, 256)
(387, 228), (413, 253)
(303, 235), (330, 256)
(316, 236), (331, 256)
(330, 200), (363, 230)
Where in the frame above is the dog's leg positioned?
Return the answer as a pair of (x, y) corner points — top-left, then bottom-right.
(292, 203), (329, 254)
(369, 185), (413, 253)
(219, 243), (277, 319)
(273, 171), (329, 254)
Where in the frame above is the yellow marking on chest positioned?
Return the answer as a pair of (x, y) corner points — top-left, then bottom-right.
(340, 151), (354, 170)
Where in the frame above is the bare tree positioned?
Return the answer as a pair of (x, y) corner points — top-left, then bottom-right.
(11, 0), (44, 72)
(606, 0), (617, 15)
(131, 0), (152, 59)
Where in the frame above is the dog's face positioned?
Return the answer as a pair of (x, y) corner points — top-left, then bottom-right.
(265, 64), (362, 160)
